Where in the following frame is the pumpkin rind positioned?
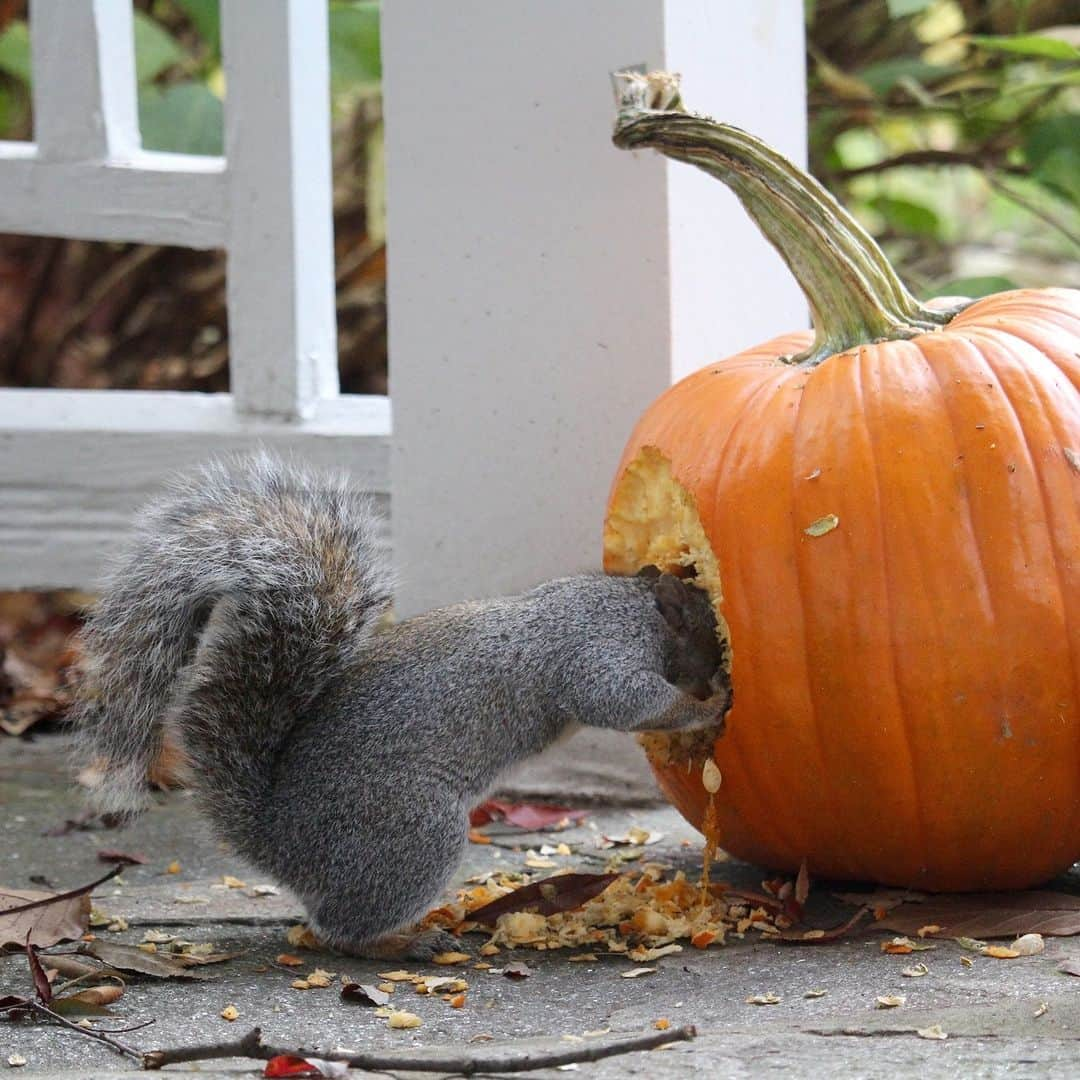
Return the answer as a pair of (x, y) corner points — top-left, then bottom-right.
(606, 73), (1080, 889)
(606, 289), (1080, 890)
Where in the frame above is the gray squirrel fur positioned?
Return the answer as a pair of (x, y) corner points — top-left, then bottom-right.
(73, 453), (730, 959)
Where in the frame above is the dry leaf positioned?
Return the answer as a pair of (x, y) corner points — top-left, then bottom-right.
(804, 989), (827, 998)
(621, 967), (657, 979)
(981, 945), (1021, 959)
(387, 1010), (422, 1029)
(79, 940), (225, 979)
(276, 953), (304, 967)
(220, 1004), (239, 1021)
(1034, 1002), (1049, 1018)
(7, 1055), (27, 1067)
(376, 970), (420, 982)
(879, 891), (1080, 939)
(54, 984), (124, 1011)
(0, 887), (90, 949)
(341, 983), (390, 1007)
(902, 963), (929, 978)
(502, 962), (533, 980)
(876, 994), (906, 1008)
(467, 872), (618, 925)
(746, 993), (780, 1005)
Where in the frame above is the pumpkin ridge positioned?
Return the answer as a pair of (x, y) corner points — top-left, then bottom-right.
(855, 342), (932, 880)
(965, 332), (1080, 857)
(713, 366), (818, 862)
(966, 321), (1080, 397)
(782, 362), (866, 878)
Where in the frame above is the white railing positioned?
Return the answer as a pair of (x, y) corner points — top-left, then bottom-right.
(0, 0), (805, 615)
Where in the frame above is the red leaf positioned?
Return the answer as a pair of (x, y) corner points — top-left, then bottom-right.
(25, 939), (52, 1004)
(264, 1055), (322, 1078)
(469, 800), (587, 831)
(468, 872), (618, 926)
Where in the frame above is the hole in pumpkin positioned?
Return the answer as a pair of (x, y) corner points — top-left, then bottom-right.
(604, 446), (731, 766)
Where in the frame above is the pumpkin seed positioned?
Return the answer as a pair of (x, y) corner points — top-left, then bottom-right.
(804, 514), (839, 537)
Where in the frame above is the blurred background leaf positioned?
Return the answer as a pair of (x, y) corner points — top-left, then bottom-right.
(0, 0), (1075, 399)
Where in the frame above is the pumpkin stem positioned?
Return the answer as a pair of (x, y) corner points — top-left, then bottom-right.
(611, 71), (963, 366)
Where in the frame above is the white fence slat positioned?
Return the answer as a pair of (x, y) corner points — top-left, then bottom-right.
(0, 390), (391, 589)
(0, 146), (227, 247)
(220, 0), (339, 419)
(28, 0), (139, 162)
(384, 0), (807, 616)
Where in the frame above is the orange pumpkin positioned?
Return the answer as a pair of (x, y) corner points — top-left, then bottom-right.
(604, 72), (1080, 891)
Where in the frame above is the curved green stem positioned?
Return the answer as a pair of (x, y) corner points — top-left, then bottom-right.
(611, 71), (963, 366)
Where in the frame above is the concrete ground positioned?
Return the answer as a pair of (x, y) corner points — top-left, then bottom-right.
(3, 731), (1080, 1080)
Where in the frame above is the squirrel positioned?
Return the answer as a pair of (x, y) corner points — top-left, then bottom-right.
(72, 453), (730, 960)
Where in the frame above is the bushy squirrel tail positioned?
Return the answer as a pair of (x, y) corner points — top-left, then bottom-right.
(72, 452), (390, 842)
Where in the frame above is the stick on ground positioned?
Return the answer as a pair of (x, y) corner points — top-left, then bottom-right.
(142, 1024), (697, 1073)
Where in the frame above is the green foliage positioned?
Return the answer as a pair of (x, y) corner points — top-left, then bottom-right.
(0, 19), (30, 84)
(133, 11), (187, 84)
(175, 0), (221, 56)
(329, 1), (381, 89)
(139, 82), (223, 156)
(0, 1), (382, 154)
(809, 0), (1079, 296)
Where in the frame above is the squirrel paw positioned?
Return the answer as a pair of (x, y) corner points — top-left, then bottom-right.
(357, 927), (467, 962)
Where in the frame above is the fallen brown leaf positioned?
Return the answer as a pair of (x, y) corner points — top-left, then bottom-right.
(0, 888), (90, 949)
(51, 983), (124, 1014)
(467, 873), (619, 926)
(879, 892), (1080, 939)
(78, 940), (233, 979)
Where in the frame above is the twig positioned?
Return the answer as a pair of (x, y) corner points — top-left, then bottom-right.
(835, 149), (1029, 179)
(0, 864), (124, 918)
(985, 171), (1080, 249)
(23, 999), (144, 1063)
(142, 1024), (697, 1073)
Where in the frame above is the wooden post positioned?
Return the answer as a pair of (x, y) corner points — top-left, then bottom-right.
(384, 0), (807, 615)
(220, 0), (339, 419)
(28, 0), (139, 161)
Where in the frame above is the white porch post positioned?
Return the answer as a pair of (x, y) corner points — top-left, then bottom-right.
(383, 0), (807, 616)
